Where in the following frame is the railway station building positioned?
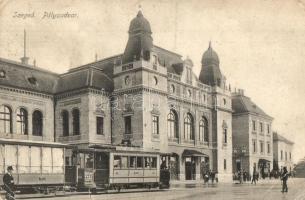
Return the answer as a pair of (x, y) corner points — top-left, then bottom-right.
(0, 11), (233, 182)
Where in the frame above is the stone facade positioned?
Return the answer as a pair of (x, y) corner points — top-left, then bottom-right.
(232, 90), (273, 178)
(273, 132), (294, 173)
(0, 11), (237, 182)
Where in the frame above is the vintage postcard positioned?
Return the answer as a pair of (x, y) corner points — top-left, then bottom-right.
(0, 0), (304, 199)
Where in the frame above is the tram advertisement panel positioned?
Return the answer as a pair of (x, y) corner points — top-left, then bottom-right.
(84, 169), (94, 187)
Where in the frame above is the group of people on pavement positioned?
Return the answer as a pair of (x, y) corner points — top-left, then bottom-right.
(203, 170), (218, 184)
(234, 166), (290, 193)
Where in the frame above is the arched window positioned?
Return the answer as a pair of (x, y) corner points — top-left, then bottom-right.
(72, 109), (80, 135)
(32, 110), (43, 136)
(184, 113), (194, 140)
(0, 105), (12, 133)
(17, 108), (28, 135)
(61, 110), (69, 136)
(167, 109), (178, 139)
(199, 116), (208, 142)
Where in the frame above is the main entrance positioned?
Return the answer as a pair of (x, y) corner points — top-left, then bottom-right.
(185, 157), (196, 180)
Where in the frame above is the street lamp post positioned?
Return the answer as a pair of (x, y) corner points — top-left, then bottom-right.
(233, 146), (247, 184)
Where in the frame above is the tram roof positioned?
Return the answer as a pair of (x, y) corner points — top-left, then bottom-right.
(0, 138), (69, 148)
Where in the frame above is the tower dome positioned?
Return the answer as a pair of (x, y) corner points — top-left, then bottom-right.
(122, 11), (153, 64)
(201, 42), (219, 66)
(128, 11), (152, 34)
(199, 42), (223, 87)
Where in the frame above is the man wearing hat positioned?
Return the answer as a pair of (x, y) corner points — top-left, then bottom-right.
(3, 166), (15, 200)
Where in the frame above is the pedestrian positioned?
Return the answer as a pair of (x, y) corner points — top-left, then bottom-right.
(243, 171), (247, 182)
(281, 167), (289, 193)
(210, 170), (215, 184)
(3, 166), (15, 200)
(251, 171), (256, 185)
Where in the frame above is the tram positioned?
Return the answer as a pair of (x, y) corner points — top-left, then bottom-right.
(65, 147), (170, 192)
(0, 138), (66, 193)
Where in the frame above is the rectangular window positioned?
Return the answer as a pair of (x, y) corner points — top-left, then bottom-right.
(260, 122), (263, 133)
(96, 116), (104, 135)
(252, 140), (256, 153)
(252, 120), (256, 131)
(65, 156), (70, 166)
(267, 124), (270, 134)
(151, 157), (157, 169)
(121, 156), (128, 169)
(153, 55), (158, 65)
(223, 128), (227, 144)
(224, 159), (227, 170)
(186, 68), (192, 84)
(114, 155), (121, 169)
(285, 152), (287, 161)
(124, 116), (132, 134)
(281, 150), (283, 160)
(144, 157), (151, 169)
(260, 141), (264, 153)
(267, 143), (270, 154)
(129, 156), (136, 168)
(152, 116), (159, 135)
(137, 157), (143, 168)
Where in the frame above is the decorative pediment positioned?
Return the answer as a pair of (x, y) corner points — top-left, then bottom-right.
(151, 104), (160, 115)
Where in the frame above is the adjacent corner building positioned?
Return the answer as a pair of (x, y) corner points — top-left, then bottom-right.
(273, 132), (294, 172)
(232, 90), (273, 178)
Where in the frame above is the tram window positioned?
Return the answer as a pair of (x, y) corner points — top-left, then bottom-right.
(151, 157), (157, 169)
(85, 153), (94, 168)
(79, 153), (85, 168)
(137, 157), (143, 168)
(129, 156), (136, 168)
(114, 155), (121, 169)
(144, 157), (151, 169)
(121, 156), (128, 169)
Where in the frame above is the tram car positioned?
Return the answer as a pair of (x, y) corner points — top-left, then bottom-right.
(0, 138), (66, 193)
(65, 148), (170, 192)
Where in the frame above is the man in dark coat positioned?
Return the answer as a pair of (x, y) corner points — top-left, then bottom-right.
(281, 167), (289, 193)
(3, 166), (15, 200)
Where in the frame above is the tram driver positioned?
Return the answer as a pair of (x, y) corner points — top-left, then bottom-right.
(3, 166), (15, 200)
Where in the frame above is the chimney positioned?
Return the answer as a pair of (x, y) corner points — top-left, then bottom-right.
(20, 29), (29, 65)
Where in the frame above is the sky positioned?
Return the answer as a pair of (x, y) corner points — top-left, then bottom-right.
(0, 0), (305, 162)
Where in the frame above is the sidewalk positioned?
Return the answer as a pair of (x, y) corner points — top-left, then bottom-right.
(170, 178), (283, 188)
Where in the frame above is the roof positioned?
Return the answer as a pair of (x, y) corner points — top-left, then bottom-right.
(182, 149), (208, 157)
(153, 46), (183, 74)
(128, 11), (152, 34)
(273, 132), (294, 144)
(57, 67), (113, 93)
(0, 138), (69, 148)
(0, 57), (59, 94)
(56, 54), (119, 93)
(201, 42), (219, 66)
(232, 94), (273, 119)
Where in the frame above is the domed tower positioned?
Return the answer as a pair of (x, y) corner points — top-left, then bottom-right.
(199, 42), (223, 87)
(122, 11), (153, 64)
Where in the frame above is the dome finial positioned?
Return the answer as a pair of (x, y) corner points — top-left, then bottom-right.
(137, 5), (143, 17)
(209, 41), (212, 49)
